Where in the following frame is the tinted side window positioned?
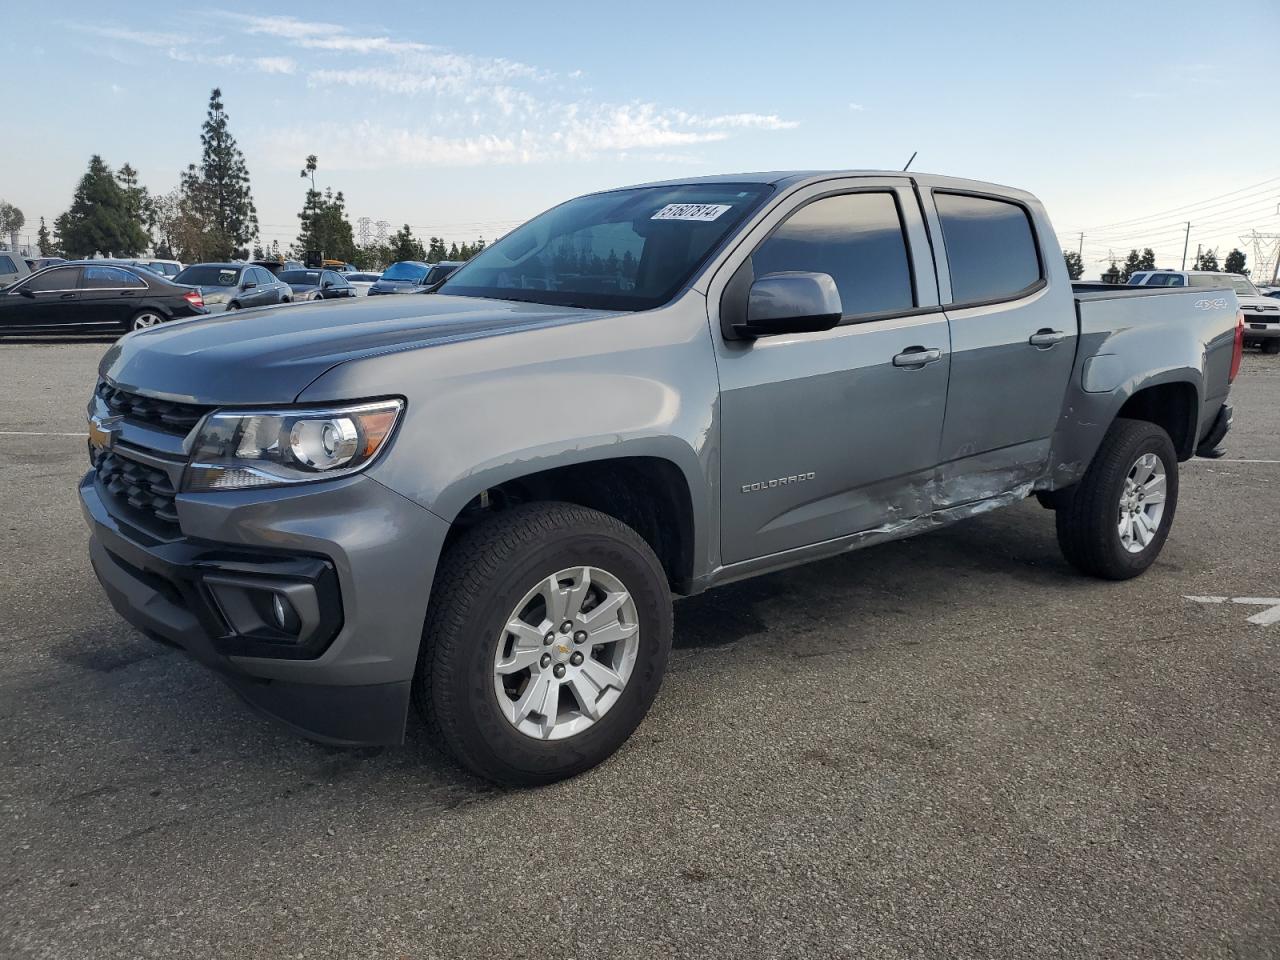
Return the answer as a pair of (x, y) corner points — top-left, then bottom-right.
(935, 193), (1041, 304)
(82, 265), (145, 289)
(27, 267), (81, 292)
(752, 192), (915, 320)
(0, 255), (16, 272)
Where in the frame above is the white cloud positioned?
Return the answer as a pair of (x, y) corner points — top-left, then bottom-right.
(848, 102), (866, 112)
(71, 25), (188, 47)
(254, 56), (296, 75)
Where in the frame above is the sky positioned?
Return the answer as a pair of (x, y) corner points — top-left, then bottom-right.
(4, 0), (1279, 280)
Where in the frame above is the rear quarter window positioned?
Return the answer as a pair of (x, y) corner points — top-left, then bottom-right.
(935, 192), (1042, 304)
(0, 255), (16, 272)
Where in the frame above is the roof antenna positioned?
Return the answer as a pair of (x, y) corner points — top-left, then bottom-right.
(902, 151), (917, 172)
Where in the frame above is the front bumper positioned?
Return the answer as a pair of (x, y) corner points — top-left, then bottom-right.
(1242, 320), (1279, 343)
(80, 470), (450, 745)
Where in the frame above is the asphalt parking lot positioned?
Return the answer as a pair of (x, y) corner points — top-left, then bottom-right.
(1, 341), (1277, 960)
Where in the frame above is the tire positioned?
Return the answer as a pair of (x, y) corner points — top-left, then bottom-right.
(225, 302), (238, 311)
(1055, 418), (1179, 580)
(128, 310), (165, 332)
(415, 502), (673, 786)
(1263, 340), (1280, 355)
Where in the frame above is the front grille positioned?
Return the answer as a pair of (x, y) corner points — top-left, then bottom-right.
(96, 382), (210, 434)
(95, 450), (180, 531)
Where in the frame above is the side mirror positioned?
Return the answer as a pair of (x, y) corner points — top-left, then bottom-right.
(242, 280), (258, 290)
(18, 286), (36, 299)
(734, 272), (842, 339)
(321, 280), (333, 289)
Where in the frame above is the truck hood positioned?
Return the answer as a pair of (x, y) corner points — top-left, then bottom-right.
(1238, 295), (1278, 311)
(99, 294), (615, 405)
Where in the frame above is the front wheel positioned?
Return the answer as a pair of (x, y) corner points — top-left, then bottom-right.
(1263, 340), (1280, 355)
(1055, 418), (1179, 580)
(415, 502), (673, 786)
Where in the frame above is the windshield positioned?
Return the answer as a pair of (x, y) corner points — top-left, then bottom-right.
(383, 262), (428, 282)
(279, 270), (322, 285)
(1230, 277), (1259, 296)
(440, 182), (773, 310)
(175, 265), (240, 287)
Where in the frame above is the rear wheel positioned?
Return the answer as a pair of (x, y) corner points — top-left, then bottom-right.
(415, 502), (672, 786)
(128, 311), (164, 332)
(1055, 418), (1179, 580)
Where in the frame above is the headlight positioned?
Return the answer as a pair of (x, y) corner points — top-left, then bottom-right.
(183, 399), (404, 492)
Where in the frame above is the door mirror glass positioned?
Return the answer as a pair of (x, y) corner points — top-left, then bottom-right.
(242, 279), (257, 290)
(738, 272), (842, 339)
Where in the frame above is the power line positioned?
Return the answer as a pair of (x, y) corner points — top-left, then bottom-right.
(1065, 175), (1280, 232)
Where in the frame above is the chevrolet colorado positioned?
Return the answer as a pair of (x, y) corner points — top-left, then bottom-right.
(81, 171), (1244, 785)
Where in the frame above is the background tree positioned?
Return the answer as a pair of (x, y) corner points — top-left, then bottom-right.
(189, 88), (258, 257)
(386, 224), (426, 262)
(35, 216), (58, 256)
(1223, 248), (1247, 275)
(1121, 249), (1142, 282)
(1193, 248), (1219, 271)
(1101, 260), (1121, 284)
(426, 236), (448, 262)
(292, 156), (356, 263)
(115, 163), (154, 249)
(0, 200), (25, 250)
(54, 155), (149, 257)
(1062, 250), (1084, 280)
(1138, 248), (1156, 271)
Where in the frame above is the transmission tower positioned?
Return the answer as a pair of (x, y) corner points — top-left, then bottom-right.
(1240, 230), (1280, 284)
(357, 217), (372, 244)
(375, 220), (390, 243)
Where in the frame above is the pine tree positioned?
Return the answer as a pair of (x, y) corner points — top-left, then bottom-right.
(191, 88), (258, 257)
(36, 216), (57, 256)
(1194, 249), (1219, 271)
(1138, 248), (1156, 271)
(292, 156), (356, 263)
(54, 155), (149, 257)
(1121, 249), (1142, 282)
(116, 162), (153, 250)
(387, 224), (426, 262)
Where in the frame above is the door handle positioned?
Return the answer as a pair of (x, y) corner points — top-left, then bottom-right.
(892, 347), (942, 368)
(1029, 328), (1068, 348)
(59, 293), (76, 300)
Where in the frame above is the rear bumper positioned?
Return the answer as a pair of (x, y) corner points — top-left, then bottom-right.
(80, 470), (450, 745)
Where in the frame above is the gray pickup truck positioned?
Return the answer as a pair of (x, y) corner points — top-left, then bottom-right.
(81, 171), (1243, 785)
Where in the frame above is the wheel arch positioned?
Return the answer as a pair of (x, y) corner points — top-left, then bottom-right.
(438, 451), (700, 595)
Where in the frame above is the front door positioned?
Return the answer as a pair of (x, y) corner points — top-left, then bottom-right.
(0, 265), (83, 331)
(710, 179), (951, 565)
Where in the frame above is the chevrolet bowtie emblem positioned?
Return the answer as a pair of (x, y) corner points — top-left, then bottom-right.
(88, 414), (122, 452)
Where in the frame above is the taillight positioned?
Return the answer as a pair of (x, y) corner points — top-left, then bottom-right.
(1229, 310), (1243, 384)
(183, 289), (204, 308)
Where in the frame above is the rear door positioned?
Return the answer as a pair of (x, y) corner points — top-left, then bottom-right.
(923, 188), (1076, 484)
(710, 177), (950, 564)
(78, 264), (148, 326)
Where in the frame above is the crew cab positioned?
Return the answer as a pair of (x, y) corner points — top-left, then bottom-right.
(81, 171), (1243, 785)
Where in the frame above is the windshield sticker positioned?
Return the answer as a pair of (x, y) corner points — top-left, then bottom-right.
(651, 203), (732, 222)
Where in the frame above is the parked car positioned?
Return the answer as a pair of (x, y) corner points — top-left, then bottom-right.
(252, 259), (305, 277)
(102, 258), (185, 280)
(0, 250), (31, 287)
(0, 261), (206, 335)
(25, 256), (66, 273)
(367, 260), (430, 295)
(344, 272), (381, 296)
(1130, 271), (1279, 352)
(81, 170), (1241, 786)
(172, 262), (292, 312)
(423, 260), (464, 286)
(278, 268), (356, 302)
